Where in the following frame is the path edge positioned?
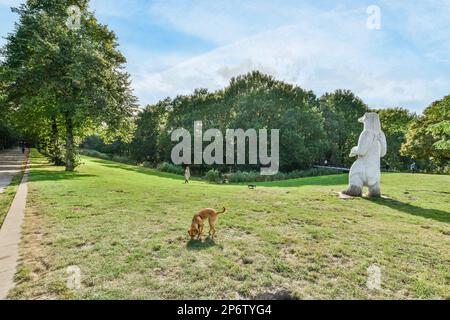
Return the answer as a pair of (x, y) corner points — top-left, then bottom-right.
(0, 151), (30, 300)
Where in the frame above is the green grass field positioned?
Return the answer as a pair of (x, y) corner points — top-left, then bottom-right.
(9, 150), (450, 299)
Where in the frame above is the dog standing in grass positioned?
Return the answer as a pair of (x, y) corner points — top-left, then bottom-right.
(188, 207), (226, 240)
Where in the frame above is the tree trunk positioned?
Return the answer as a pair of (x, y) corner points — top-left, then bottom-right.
(50, 117), (64, 166)
(65, 115), (75, 171)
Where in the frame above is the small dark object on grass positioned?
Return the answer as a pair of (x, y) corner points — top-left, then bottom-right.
(248, 185), (256, 189)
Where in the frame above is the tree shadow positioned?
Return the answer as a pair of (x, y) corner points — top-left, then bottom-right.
(29, 169), (97, 182)
(87, 157), (349, 188)
(365, 197), (450, 224)
(0, 166), (23, 171)
(0, 161), (26, 165)
(89, 158), (188, 181)
(186, 237), (216, 250)
(251, 174), (348, 188)
(26, 164), (50, 169)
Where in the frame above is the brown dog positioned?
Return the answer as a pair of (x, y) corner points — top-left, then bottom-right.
(188, 207), (226, 240)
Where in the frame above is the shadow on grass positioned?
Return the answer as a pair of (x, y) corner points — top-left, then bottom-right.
(253, 174), (348, 188)
(88, 158), (187, 181)
(89, 157), (349, 188)
(27, 164), (52, 169)
(186, 237), (216, 250)
(366, 197), (450, 224)
(29, 169), (97, 182)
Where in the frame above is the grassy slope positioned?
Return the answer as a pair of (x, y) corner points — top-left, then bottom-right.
(10, 150), (450, 299)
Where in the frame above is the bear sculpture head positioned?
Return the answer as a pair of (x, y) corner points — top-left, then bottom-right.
(358, 112), (381, 133)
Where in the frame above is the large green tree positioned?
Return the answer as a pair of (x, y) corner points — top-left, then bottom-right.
(1, 0), (136, 170)
(319, 90), (369, 166)
(161, 71), (327, 172)
(129, 99), (170, 164)
(376, 107), (416, 170)
(0, 67), (17, 150)
(226, 72), (326, 171)
(401, 94), (450, 171)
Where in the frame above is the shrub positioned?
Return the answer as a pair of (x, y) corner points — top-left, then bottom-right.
(157, 162), (184, 175)
(226, 168), (341, 183)
(111, 155), (138, 165)
(142, 161), (153, 168)
(227, 171), (260, 183)
(80, 149), (138, 165)
(80, 149), (112, 160)
(205, 169), (221, 183)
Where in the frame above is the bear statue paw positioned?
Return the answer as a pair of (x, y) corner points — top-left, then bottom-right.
(342, 185), (363, 197)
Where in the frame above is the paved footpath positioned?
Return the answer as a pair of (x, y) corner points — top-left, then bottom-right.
(0, 148), (25, 194)
(0, 148), (28, 299)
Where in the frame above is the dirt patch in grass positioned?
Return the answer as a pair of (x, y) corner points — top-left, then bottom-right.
(249, 288), (295, 300)
(76, 242), (96, 251)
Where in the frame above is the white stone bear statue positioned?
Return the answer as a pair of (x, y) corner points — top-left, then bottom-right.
(343, 112), (387, 197)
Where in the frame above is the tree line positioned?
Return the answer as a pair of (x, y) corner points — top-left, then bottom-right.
(82, 71), (449, 174)
(1, 1), (448, 174)
(0, 0), (136, 168)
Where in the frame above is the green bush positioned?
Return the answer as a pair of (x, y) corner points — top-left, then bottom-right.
(227, 168), (340, 183)
(142, 161), (153, 168)
(157, 162), (184, 175)
(205, 169), (221, 183)
(227, 171), (259, 183)
(80, 149), (112, 160)
(111, 155), (138, 165)
(80, 149), (138, 165)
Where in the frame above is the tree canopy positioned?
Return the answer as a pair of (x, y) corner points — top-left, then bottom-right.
(401, 95), (450, 169)
(319, 90), (369, 166)
(1, 0), (137, 170)
(376, 107), (416, 170)
(1, 1), (447, 175)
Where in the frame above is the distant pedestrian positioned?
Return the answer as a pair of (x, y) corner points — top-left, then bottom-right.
(184, 166), (190, 184)
(21, 146), (25, 154)
(410, 162), (417, 173)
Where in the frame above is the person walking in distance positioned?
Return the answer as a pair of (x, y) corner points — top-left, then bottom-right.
(184, 165), (190, 184)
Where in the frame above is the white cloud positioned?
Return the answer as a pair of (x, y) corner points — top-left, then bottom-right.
(2, 0), (449, 112)
(89, 0), (150, 18)
(0, 0), (23, 6)
(133, 4), (450, 111)
(379, 0), (450, 66)
(148, 0), (346, 46)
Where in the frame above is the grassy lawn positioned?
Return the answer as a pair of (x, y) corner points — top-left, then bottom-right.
(9, 150), (450, 299)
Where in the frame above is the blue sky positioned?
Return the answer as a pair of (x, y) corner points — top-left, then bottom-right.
(1, 0), (450, 113)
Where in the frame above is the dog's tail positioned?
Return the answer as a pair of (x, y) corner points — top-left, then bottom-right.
(217, 207), (227, 215)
